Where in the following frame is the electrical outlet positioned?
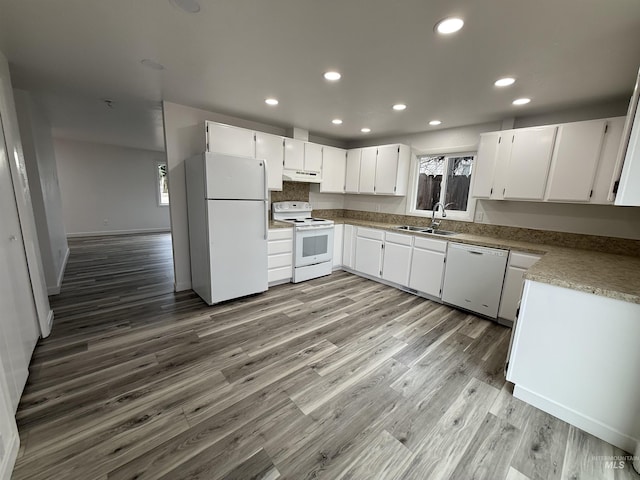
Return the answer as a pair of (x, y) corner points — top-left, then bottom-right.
(474, 211), (484, 222)
(375, 204), (381, 212)
(103, 219), (109, 226)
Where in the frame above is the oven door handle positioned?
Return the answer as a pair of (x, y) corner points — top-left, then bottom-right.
(296, 225), (335, 232)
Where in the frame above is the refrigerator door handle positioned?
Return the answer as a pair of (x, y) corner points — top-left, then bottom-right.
(263, 159), (269, 240)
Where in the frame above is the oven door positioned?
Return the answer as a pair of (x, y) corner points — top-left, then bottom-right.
(294, 225), (334, 267)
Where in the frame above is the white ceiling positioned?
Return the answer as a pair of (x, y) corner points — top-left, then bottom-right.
(1, 0), (639, 149)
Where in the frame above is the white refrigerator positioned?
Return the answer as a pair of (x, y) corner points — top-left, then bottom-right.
(185, 152), (268, 305)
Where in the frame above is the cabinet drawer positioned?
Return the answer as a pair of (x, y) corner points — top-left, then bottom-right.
(414, 236), (447, 253)
(268, 266), (292, 283)
(384, 232), (413, 246)
(509, 252), (542, 269)
(268, 239), (292, 255)
(356, 227), (384, 241)
(268, 228), (293, 241)
(268, 253), (292, 269)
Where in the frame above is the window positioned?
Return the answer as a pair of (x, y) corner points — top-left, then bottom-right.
(157, 162), (169, 205)
(408, 152), (476, 220)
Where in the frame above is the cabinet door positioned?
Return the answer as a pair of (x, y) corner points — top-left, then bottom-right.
(491, 133), (514, 200)
(473, 132), (501, 198)
(284, 138), (304, 170)
(206, 122), (255, 157)
(345, 149), (362, 193)
(359, 147), (377, 194)
(591, 117), (625, 204)
(255, 132), (284, 191)
(545, 120), (606, 202)
(320, 146), (346, 193)
(381, 234), (412, 287)
(375, 145), (399, 195)
(498, 266), (526, 322)
(409, 247), (445, 298)
(333, 224), (344, 267)
(355, 236), (383, 277)
(342, 224), (355, 268)
(304, 142), (323, 173)
(504, 126), (557, 200)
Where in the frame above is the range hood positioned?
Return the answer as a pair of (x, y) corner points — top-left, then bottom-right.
(282, 169), (322, 183)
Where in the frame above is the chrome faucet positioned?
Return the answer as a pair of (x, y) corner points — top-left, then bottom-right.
(431, 202), (454, 229)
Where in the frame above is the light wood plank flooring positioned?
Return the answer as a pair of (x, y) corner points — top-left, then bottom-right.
(12, 233), (639, 480)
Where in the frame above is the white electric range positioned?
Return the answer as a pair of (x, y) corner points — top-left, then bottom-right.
(272, 202), (334, 283)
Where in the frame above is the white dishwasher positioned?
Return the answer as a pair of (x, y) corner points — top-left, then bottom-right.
(441, 243), (508, 318)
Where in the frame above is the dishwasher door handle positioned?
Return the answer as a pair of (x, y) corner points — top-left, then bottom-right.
(468, 250), (484, 255)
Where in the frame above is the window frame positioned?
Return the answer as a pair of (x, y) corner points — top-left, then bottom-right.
(156, 161), (170, 207)
(405, 149), (477, 222)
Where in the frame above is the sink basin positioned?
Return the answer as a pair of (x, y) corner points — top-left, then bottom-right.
(396, 225), (429, 232)
(395, 225), (458, 236)
(423, 229), (458, 236)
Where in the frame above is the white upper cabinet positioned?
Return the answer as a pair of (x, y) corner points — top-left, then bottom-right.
(545, 120), (606, 203)
(320, 146), (347, 193)
(472, 132), (513, 200)
(473, 132), (501, 198)
(375, 144), (410, 195)
(206, 122), (255, 158)
(304, 142), (323, 173)
(592, 117), (625, 204)
(473, 117), (627, 205)
(255, 132), (284, 191)
(345, 149), (362, 193)
(359, 147), (377, 194)
(503, 126), (557, 200)
(283, 138), (305, 170)
(347, 144), (410, 196)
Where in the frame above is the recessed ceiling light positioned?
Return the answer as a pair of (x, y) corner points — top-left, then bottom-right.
(332, 119), (343, 125)
(324, 71), (341, 81)
(140, 59), (165, 71)
(393, 104), (407, 111)
(361, 128), (371, 133)
(495, 77), (516, 87)
(429, 120), (442, 126)
(435, 17), (464, 35)
(265, 98), (279, 106)
(513, 98), (531, 105)
(169, 0), (201, 13)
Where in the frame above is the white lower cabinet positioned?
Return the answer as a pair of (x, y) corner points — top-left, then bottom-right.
(381, 232), (412, 287)
(342, 224), (356, 269)
(498, 251), (542, 323)
(408, 236), (447, 298)
(354, 227), (384, 277)
(267, 228), (293, 284)
(332, 224), (344, 268)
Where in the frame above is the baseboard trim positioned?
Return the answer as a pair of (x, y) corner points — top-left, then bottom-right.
(0, 429), (19, 480)
(513, 384), (639, 454)
(47, 247), (70, 295)
(66, 228), (171, 238)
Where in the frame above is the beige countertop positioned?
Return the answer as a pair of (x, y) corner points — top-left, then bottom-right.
(329, 218), (640, 305)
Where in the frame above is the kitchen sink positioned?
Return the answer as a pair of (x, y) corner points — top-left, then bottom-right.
(395, 225), (458, 236)
(395, 225), (428, 231)
(423, 228), (458, 236)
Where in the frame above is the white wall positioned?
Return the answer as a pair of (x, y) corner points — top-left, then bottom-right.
(54, 138), (171, 236)
(163, 101), (290, 291)
(14, 89), (69, 294)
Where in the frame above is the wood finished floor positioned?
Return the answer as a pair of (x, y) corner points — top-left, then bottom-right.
(12, 233), (639, 480)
